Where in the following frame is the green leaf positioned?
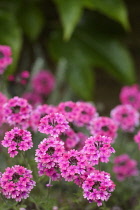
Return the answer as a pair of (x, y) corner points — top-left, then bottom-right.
(18, 5), (44, 41)
(49, 31), (94, 100)
(83, 0), (129, 30)
(49, 29), (135, 85)
(76, 30), (135, 84)
(54, 0), (83, 40)
(66, 63), (94, 100)
(0, 11), (22, 75)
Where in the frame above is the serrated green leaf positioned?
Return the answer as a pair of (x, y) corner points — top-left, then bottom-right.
(83, 0), (129, 30)
(54, 0), (83, 40)
(18, 5), (44, 41)
(0, 11), (22, 75)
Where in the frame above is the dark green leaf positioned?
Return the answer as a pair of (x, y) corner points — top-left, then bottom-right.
(0, 11), (22, 75)
(49, 29), (135, 85)
(18, 5), (44, 41)
(66, 63), (94, 100)
(76, 30), (135, 84)
(83, 0), (129, 30)
(54, 0), (83, 40)
(49, 31), (94, 100)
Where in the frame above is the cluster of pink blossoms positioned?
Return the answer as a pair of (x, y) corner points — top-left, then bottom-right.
(30, 104), (57, 131)
(0, 45), (12, 74)
(134, 131), (140, 150)
(57, 101), (98, 127)
(22, 92), (43, 107)
(8, 70), (30, 85)
(82, 170), (115, 206)
(89, 116), (118, 142)
(2, 127), (33, 157)
(82, 135), (115, 165)
(0, 92), (8, 126)
(35, 137), (64, 180)
(0, 165), (36, 201)
(57, 101), (80, 122)
(119, 84), (140, 110)
(38, 112), (69, 137)
(59, 128), (87, 151)
(3, 96), (32, 128)
(113, 154), (138, 181)
(32, 99), (116, 206)
(0, 87), (117, 207)
(59, 149), (89, 182)
(74, 101), (98, 127)
(35, 135), (116, 206)
(31, 70), (55, 96)
(110, 104), (139, 132)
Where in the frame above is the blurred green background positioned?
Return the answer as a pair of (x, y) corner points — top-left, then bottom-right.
(0, 0), (140, 110)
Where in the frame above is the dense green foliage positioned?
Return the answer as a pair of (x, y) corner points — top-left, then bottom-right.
(0, 0), (136, 100)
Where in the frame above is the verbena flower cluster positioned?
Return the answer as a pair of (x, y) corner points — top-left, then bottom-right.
(0, 165), (36, 201)
(35, 103), (116, 206)
(0, 45), (12, 74)
(119, 84), (140, 110)
(89, 116), (118, 142)
(134, 131), (140, 150)
(3, 96), (32, 128)
(110, 104), (139, 132)
(2, 127), (33, 157)
(113, 154), (138, 181)
(0, 46), (140, 207)
(82, 170), (115, 206)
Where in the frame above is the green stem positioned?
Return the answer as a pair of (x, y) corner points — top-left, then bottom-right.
(98, 158), (101, 171)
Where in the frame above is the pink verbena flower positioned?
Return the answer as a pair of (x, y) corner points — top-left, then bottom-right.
(0, 92), (8, 126)
(31, 70), (55, 95)
(35, 137), (64, 180)
(113, 154), (138, 181)
(89, 117), (118, 142)
(74, 102), (98, 127)
(30, 104), (57, 131)
(0, 45), (12, 74)
(0, 92), (7, 106)
(59, 149), (88, 182)
(3, 96), (32, 128)
(1, 165), (36, 202)
(20, 70), (30, 79)
(1, 127), (33, 157)
(17, 71), (30, 85)
(59, 128), (81, 151)
(110, 104), (139, 132)
(74, 164), (95, 187)
(22, 92), (43, 107)
(82, 170), (115, 207)
(82, 135), (115, 165)
(8, 75), (15, 82)
(57, 101), (79, 122)
(38, 113), (69, 137)
(76, 132), (88, 151)
(134, 131), (140, 150)
(59, 129), (87, 151)
(119, 84), (140, 110)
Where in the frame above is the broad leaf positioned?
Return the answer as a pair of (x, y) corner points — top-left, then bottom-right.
(76, 30), (135, 84)
(83, 0), (129, 30)
(54, 0), (83, 40)
(0, 11), (22, 75)
(49, 31), (94, 100)
(18, 5), (44, 41)
(49, 29), (135, 85)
